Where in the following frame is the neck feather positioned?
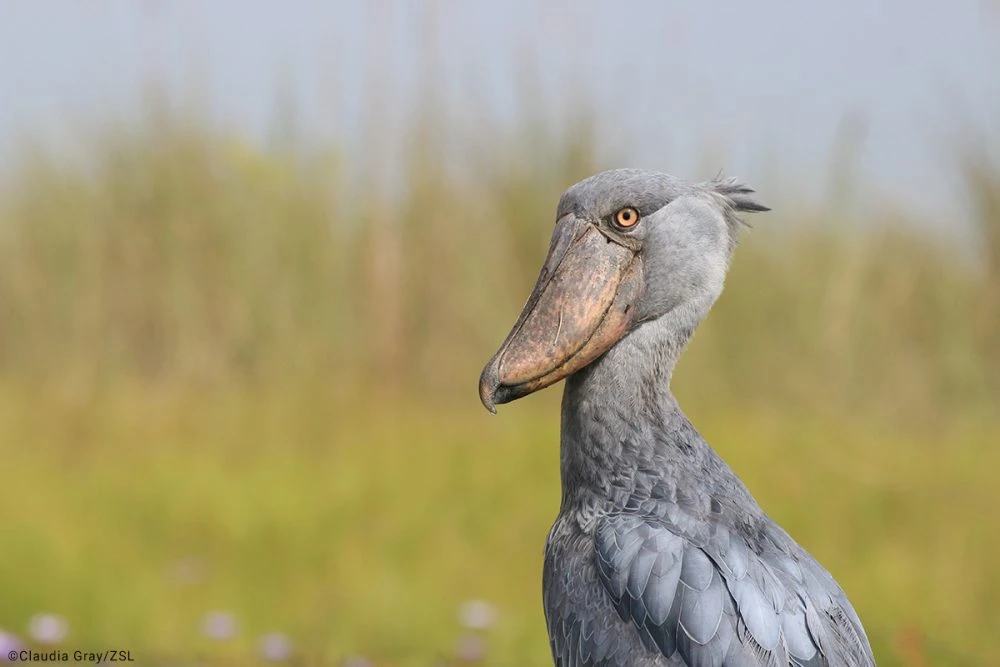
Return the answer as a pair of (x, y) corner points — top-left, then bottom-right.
(558, 301), (711, 508)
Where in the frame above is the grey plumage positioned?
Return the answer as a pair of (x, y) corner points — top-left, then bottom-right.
(480, 169), (875, 666)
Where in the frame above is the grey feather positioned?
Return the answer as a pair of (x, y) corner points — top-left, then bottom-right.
(679, 568), (725, 645)
(707, 176), (772, 213)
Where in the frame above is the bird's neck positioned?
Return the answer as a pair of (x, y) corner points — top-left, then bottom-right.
(558, 305), (711, 511)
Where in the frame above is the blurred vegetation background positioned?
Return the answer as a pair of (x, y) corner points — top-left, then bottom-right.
(1, 7), (1000, 667)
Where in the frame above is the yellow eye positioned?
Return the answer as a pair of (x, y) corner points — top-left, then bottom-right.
(613, 206), (640, 229)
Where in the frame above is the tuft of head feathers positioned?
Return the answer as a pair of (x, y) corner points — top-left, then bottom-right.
(701, 175), (770, 252)
(707, 176), (771, 214)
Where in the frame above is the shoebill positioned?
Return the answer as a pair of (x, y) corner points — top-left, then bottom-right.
(479, 169), (875, 666)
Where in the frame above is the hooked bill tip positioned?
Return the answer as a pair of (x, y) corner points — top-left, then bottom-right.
(478, 362), (500, 414)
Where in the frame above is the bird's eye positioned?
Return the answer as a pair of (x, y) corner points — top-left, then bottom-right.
(612, 207), (640, 229)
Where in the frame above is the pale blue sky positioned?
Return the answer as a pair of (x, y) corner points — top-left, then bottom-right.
(1, 1), (998, 225)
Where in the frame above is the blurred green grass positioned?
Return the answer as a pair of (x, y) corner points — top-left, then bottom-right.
(0, 105), (997, 665)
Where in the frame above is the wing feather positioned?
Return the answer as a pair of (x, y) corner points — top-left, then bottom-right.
(594, 513), (874, 666)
